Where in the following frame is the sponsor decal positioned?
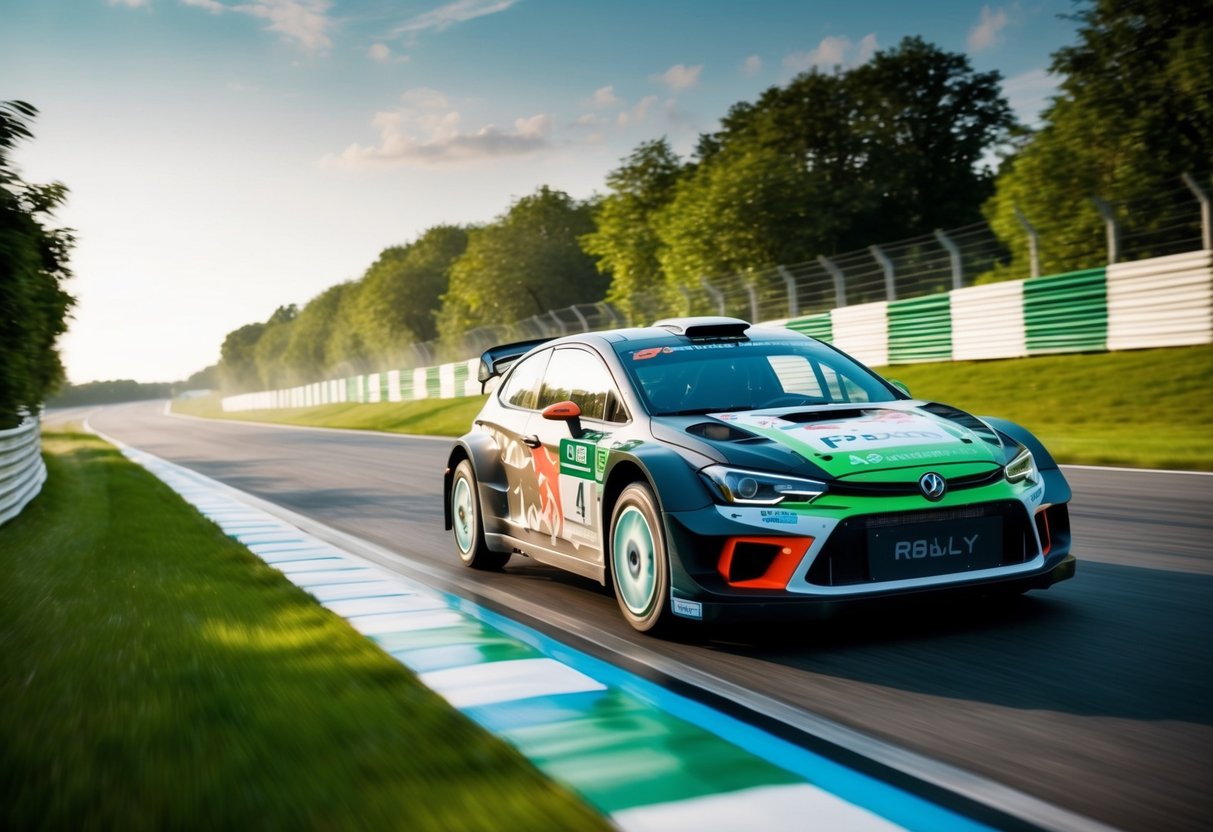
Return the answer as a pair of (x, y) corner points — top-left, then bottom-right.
(1026, 485), (1044, 504)
(559, 439), (595, 479)
(594, 447), (609, 482)
(672, 598), (703, 619)
(848, 453), (884, 466)
(632, 346), (673, 361)
(760, 509), (798, 525)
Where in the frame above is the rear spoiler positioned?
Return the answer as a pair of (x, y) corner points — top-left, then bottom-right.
(477, 337), (553, 390)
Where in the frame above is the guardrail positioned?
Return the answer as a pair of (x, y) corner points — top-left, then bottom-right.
(221, 249), (1213, 412)
(0, 415), (48, 526)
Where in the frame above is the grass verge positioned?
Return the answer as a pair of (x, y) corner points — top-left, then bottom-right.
(0, 429), (609, 831)
(176, 345), (1213, 470)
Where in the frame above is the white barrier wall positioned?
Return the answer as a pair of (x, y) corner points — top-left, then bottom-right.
(0, 415), (48, 526)
(831, 301), (889, 367)
(951, 280), (1027, 360)
(1107, 249), (1213, 350)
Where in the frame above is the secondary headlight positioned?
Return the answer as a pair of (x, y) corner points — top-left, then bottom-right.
(1005, 446), (1038, 484)
(699, 465), (826, 505)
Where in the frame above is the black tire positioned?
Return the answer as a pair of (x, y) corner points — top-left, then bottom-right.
(450, 459), (510, 570)
(608, 482), (670, 633)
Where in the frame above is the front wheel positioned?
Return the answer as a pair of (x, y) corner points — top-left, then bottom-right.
(451, 460), (510, 570)
(609, 483), (670, 633)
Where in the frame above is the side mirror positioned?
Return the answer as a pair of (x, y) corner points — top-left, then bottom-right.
(542, 400), (583, 438)
(887, 379), (911, 397)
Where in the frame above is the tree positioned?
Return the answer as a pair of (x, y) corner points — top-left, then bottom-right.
(438, 187), (606, 341)
(983, 0), (1213, 277)
(580, 140), (685, 324)
(282, 282), (349, 383)
(0, 101), (75, 427)
(644, 37), (1014, 315)
(218, 322), (266, 392)
(252, 304), (296, 390)
(355, 225), (468, 355)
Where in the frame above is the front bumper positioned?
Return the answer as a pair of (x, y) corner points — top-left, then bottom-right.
(662, 496), (1076, 623)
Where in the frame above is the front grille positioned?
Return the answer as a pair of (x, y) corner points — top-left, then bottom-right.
(807, 500), (1034, 587)
(829, 468), (1003, 497)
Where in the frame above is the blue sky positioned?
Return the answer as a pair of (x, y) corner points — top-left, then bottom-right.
(3, 0), (1079, 384)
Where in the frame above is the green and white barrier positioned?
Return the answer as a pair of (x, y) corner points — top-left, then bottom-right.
(788, 250), (1210, 364)
(222, 250), (1212, 412)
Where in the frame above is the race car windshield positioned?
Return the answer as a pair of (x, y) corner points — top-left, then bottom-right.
(624, 340), (900, 416)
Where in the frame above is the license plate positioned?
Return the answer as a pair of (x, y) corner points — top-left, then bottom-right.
(868, 516), (1003, 581)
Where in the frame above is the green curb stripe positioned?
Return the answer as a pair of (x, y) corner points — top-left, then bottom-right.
(480, 689), (802, 814)
(115, 444), (989, 832)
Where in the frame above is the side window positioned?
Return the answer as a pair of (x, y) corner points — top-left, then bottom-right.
(498, 350), (550, 410)
(538, 348), (628, 423)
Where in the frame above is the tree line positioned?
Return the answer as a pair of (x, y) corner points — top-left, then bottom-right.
(203, 0), (1207, 393)
(0, 101), (75, 428)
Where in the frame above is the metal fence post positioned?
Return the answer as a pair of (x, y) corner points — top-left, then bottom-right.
(745, 281), (760, 323)
(678, 284), (693, 316)
(934, 228), (963, 289)
(1092, 197), (1121, 264)
(818, 255), (847, 308)
(777, 266), (800, 318)
(1182, 172), (1211, 251)
(568, 304), (589, 332)
(1013, 207), (1040, 279)
(700, 276), (725, 315)
(870, 245), (896, 302)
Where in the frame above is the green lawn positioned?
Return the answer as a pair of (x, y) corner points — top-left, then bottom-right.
(177, 345), (1213, 470)
(0, 430), (609, 830)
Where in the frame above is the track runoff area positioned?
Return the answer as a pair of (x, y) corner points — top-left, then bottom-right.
(95, 425), (1113, 832)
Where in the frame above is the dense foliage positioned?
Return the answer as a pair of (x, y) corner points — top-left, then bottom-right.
(47, 380), (175, 408)
(983, 0), (1213, 276)
(0, 101), (75, 427)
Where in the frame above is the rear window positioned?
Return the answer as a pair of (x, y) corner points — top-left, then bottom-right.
(622, 339), (898, 416)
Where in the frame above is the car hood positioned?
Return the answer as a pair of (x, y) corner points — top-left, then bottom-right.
(653, 401), (1008, 481)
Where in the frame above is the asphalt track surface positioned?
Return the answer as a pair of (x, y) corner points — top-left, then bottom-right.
(71, 402), (1212, 832)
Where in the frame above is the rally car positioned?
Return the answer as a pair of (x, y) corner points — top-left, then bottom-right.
(443, 317), (1074, 633)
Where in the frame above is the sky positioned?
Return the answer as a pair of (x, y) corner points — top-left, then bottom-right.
(2, 0), (1081, 384)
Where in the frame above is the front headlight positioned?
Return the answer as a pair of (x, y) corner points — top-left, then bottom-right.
(699, 465), (826, 505)
(1005, 446), (1038, 484)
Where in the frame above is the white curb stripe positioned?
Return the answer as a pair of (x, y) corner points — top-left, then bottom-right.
(612, 783), (904, 832)
(419, 658), (607, 709)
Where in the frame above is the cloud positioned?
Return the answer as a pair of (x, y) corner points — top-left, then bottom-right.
(650, 64), (702, 92)
(389, 0), (518, 39)
(968, 6), (1009, 52)
(1002, 68), (1058, 126)
(618, 95), (659, 127)
(782, 33), (877, 73)
(325, 90), (553, 167)
(741, 55), (762, 76)
(368, 42), (409, 63)
(856, 33), (879, 63)
(583, 85), (621, 110)
(180, 0), (334, 51)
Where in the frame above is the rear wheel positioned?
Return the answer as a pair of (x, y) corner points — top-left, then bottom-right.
(451, 459), (510, 570)
(609, 483), (670, 633)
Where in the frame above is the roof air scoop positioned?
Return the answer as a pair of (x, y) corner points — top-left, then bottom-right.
(654, 316), (751, 339)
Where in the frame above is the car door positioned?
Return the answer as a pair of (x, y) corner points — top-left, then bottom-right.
(485, 347), (552, 538)
(524, 346), (629, 566)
